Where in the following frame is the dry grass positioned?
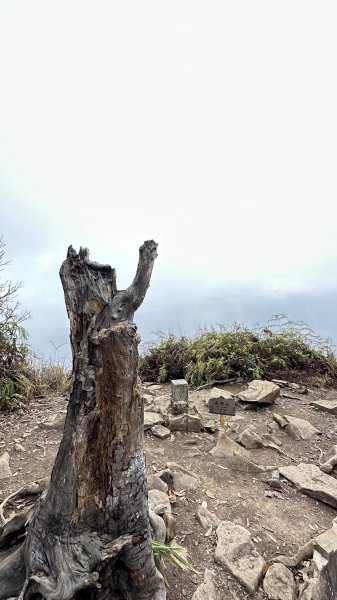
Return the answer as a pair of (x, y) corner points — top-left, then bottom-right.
(26, 357), (71, 398)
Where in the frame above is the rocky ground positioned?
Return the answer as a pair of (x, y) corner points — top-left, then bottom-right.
(1, 379), (337, 599)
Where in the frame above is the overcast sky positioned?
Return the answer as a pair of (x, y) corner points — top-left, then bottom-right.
(0, 1), (336, 359)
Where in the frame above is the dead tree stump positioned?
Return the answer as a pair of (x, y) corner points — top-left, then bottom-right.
(0, 241), (166, 600)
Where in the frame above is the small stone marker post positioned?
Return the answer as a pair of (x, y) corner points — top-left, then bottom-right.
(208, 387), (236, 426)
(171, 379), (189, 415)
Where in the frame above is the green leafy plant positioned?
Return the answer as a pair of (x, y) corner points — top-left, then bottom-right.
(152, 540), (199, 584)
(140, 332), (190, 382)
(0, 236), (31, 409)
(0, 378), (25, 410)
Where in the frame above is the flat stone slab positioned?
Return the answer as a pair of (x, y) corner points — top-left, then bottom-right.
(151, 424), (171, 439)
(166, 461), (199, 491)
(144, 411), (164, 430)
(263, 563), (296, 600)
(314, 527), (337, 560)
(195, 506), (219, 530)
(279, 463), (337, 508)
(215, 520), (265, 594)
(236, 380), (280, 404)
(210, 433), (265, 473)
(310, 399), (337, 415)
(283, 415), (321, 441)
(301, 522), (337, 599)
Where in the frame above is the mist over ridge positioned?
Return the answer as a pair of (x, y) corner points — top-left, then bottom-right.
(25, 283), (337, 362)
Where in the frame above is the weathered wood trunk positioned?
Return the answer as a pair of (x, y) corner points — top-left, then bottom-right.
(0, 241), (165, 600)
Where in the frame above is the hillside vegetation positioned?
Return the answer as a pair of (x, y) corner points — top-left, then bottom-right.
(0, 237), (69, 410)
(140, 316), (337, 386)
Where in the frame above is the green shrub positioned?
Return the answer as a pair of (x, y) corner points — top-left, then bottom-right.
(140, 332), (190, 382)
(139, 316), (337, 385)
(0, 237), (31, 409)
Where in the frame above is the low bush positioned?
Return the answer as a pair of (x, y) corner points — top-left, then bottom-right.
(0, 237), (71, 410)
(0, 237), (31, 409)
(139, 316), (337, 386)
(139, 332), (189, 383)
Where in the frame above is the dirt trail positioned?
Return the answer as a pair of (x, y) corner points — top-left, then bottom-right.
(1, 381), (337, 599)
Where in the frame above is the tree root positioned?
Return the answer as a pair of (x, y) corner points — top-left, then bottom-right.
(0, 478), (48, 526)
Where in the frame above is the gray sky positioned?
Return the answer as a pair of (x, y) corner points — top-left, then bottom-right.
(0, 1), (336, 359)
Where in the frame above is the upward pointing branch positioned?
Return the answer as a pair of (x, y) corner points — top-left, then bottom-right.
(127, 240), (158, 313)
(107, 240), (158, 325)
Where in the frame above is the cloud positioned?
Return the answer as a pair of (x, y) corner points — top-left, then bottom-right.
(0, 1), (336, 358)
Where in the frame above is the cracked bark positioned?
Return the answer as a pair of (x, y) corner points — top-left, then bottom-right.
(0, 240), (165, 600)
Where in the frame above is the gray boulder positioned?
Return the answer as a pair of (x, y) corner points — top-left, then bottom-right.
(210, 433), (265, 473)
(195, 506), (219, 530)
(237, 427), (265, 449)
(236, 380), (280, 405)
(273, 413), (288, 429)
(169, 414), (188, 432)
(263, 563), (296, 600)
(310, 399), (337, 415)
(147, 474), (169, 494)
(215, 520), (265, 594)
(187, 413), (203, 432)
(148, 489), (171, 514)
(283, 415), (320, 441)
(280, 463), (337, 508)
(320, 445), (337, 474)
(149, 509), (166, 543)
(151, 424), (171, 439)
(166, 461), (199, 491)
(207, 387), (234, 406)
